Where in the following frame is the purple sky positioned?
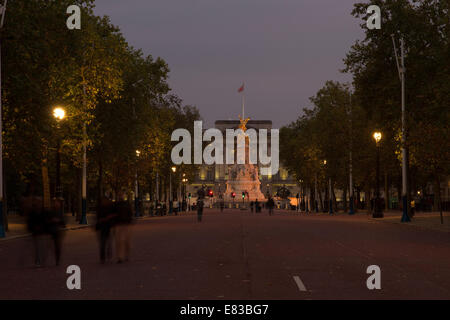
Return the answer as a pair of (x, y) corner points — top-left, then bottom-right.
(94, 0), (364, 128)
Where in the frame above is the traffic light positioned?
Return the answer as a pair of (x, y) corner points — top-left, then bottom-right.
(208, 189), (214, 197)
(188, 193), (191, 199)
(231, 192), (236, 198)
(242, 191), (245, 199)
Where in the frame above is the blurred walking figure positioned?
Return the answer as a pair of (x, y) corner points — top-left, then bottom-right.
(114, 192), (133, 263)
(267, 197), (275, 216)
(96, 196), (115, 264)
(22, 193), (45, 266)
(410, 200), (416, 217)
(250, 201), (254, 213)
(45, 198), (65, 266)
(173, 199), (179, 215)
(197, 187), (206, 222)
(220, 200), (224, 212)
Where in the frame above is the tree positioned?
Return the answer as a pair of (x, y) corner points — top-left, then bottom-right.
(344, 0), (449, 211)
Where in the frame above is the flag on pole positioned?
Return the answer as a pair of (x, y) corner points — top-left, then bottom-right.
(238, 83), (244, 93)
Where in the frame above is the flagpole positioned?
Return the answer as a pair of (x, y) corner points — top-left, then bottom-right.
(242, 93), (245, 119)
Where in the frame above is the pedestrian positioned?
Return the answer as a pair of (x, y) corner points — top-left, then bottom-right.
(267, 197), (275, 216)
(44, 198), (66, 266)
(410, 200), (415, 217)
(22, 193), (45, 267)
(197, 187), (206, 222)
(255, 199), (260, 213)
(173, 199), (179, 215)
(114, 192), (133, 263)
(250, 201), (254, 213)
(96, 196), (115, 264)
(149, 202), (154, 216)
(157, 200), (162, 216)
(220, 200), (224, 212)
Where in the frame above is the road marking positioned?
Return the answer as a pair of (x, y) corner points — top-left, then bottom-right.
(293, 275), (307, 292)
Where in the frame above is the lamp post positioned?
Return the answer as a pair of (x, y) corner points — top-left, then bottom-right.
(314, 174), (319, 213)
(349, 91), (355, 215)
(53, 107), (66, 217)
(79, 83), (88, 225)
(391, 35), (410, 223)
(373, 132), (383, 218)
(328, 177), (333, 215)
(323, 160), (333, 215)
(169, 166), (176, 213)
(182, 177), (188, 212)
(299, 179), (303, 212)
(135, 150), (141, 217)
(0, 0), (8, 238)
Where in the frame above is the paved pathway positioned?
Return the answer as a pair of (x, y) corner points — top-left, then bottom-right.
(0, 209), (449, 299)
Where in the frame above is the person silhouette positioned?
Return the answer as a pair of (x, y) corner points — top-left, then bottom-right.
(197, 187), (206, 222)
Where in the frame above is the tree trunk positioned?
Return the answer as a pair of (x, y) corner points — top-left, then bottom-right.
(384, 170), (389, 211)
(365, 184), (372, 214)
(343, 186), (348, 213)
(396, 177), (402, 212)
(318, 187), (324, 212)
(356, 189), (361, 210)
(97, 158), (103, 213)
(436, 175), (443, 224)
(2, 177), (7, 230)
(76, 167), (82, 221)
(148, 175), (153, 202)
(332, 185), (337, 212)
(433, 179), (440, 212)
(42, 159), (51, 210)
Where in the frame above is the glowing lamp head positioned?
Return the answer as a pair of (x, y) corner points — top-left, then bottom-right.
(373, 132), (382, 143)
(171, 166), (177, 173)
(53, 107), (66, 120)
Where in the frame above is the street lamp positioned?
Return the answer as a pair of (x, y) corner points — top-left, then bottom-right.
(373, 131), (383, 218)
(180, 172), (185, 204)
(53, 106), (66, 217)
(169, 166), (176, 213)
(299, 179), (303, 212)
(391, 35), (410, 223)
(348, 90), (355, 215)
(135, 150), (141, 217)
(373, 132), (382, 144)
(79, 85), (88, 225)
(0, 0), (8, 238)
(53, 107), (66, 121)
(322, 160), (333, 215)
(182, 177), (188, 212)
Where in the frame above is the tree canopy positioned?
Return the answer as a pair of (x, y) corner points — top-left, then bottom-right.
(2, 0), (201, 212)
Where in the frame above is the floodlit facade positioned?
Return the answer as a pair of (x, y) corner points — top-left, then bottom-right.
(186, 120), (300, 202)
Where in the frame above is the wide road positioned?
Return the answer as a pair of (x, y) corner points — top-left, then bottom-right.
(1, 209), (449, 299)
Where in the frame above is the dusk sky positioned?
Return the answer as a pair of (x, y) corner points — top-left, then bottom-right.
(94, 0), (365, 128)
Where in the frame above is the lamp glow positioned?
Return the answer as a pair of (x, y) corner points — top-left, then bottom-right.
(373, 131), (382, 143)
(53, 107), (66, 120)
